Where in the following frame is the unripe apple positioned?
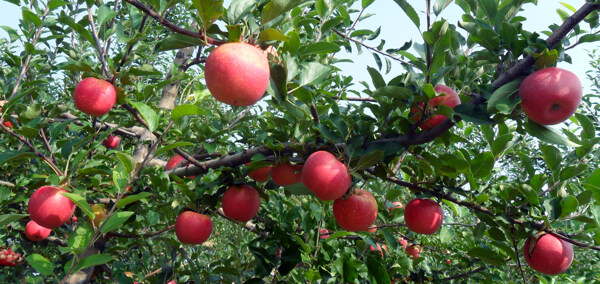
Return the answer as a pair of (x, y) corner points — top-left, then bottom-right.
(89, 204), (107, 228)
(405, 245), (420, 259)
(271, 162), (303, 186)
(404, 198), (443, 234)
(410, 84), (461, 130)
(103, 135), (121, 149)
(319, 228), (329, 239)
(27, 186), (76, 229)
(519, 67), (582, 125)
(204, 42), (270, 106)
(389, 201), (403, 212)
(523, 233), (574, 275)
(74, 77), (116, 117)
(24, 220), (51, 242)
(222, 184), (261, 222)
(301, 151), (351, 201)
(246, 162), (271, 182)
(175, 211), (213, 244)
(332, 188), (378, 232)
(369, 243), (388, 257)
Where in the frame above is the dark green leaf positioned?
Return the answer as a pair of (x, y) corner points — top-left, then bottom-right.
(392, 0), (419, 29)
(100, 211), (134, 233)
(26, 254), (54, 276)
(227, 0), (255, 24)
(355, 150), (384, 170)
(0, 214), (29, 226)
(487, 78), (521, 113)
(193, 0), (224, 31)
(154, 142), (195, 157)
(62, 192), (94, 220)
(525, 120), (580, 147)
(171, 104), (209, 121)
(366, 66), (386, 89)
(467, 247), (504, 266)
(74, 254), (113, 272)
(455, 104), (495, 125)
(470, 152), (494, 179)
(559, 196), (579, 218)
(366, 256), (390, 284)
(299, 42), (340, 55)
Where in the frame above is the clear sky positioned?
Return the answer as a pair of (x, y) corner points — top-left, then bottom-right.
(0, 1), (595, 92)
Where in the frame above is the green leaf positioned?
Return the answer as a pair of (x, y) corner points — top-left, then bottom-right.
(487, 78), (522, 113)
(355, 150), (384, 171)
(366, 256), (391, 284)
(433, 0), (453, 16)
(467, 247), (505, 266)
(260, 28), (290, 42)
(371, 86), (412, 101)
(560, 165), (588, 181)
(284, 183), (313, 195)
(0, 150), (36, 166)
(491, 133), (513, 156)
(155, 34), (205, 52)
(171, 104), (209, 121)
(298, 62), (330, 86)
(470, 152), (494, 179)
(299, 42), (340, 56)
(0, 214), (29, 226)
(519, 184), (540, 206)
(193, 0), (224, 32)
(292, 235), (310, 253)
(128, 64), (162, 76)
(116, 152), (137, 175)
(100, 211), (134, 233)
(261, 0), (307, 26)
(97, 5), (117, 27)
(130, 101), (159, 132)
(575, 113), (595, 139)
(62, 192), (94, 221)
(66, 222), (94, 254)
(48, 0), (69, 10)
(326, 231), (355, 241)
(559, 196), (579, 218)
(58, 14), (94, 46)
(525, 120), (580, 147)
(454, 104), (495, 125)
(116, 192), (153, 208)
(227, 0), (255, 24)
(26, 254), (54, 276)
(74, 253), (113, 272)
(533, 49), (558, 70)
(540, 144), (561, 170)
(154, 142), (195, 157)
(366, 66), (386, 89)
(392, 0), (419, 29)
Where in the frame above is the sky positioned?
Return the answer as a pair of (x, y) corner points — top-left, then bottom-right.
(0, 1), (596, 92)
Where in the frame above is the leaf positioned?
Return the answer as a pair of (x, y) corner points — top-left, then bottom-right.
(298, 62), (330, 86)
(292, 235), (310, 253)
(326, 231), (355, 241)
(392, 0), (419, 29)
(525, 120), (580, 147)
(97, 5), (117, 27)
(366, 67), (386, 89)
(130, 101), (159, 132)
(48, 0), (68, 10)
(227, 0), (255, 24)
(366, 256), (391, 284)
(355, 150), (384, 170)
(66, 223), (93, 253)
(116, 192), (153, 208)
(260, 28), (290, 42)
(154, 142), (195, 157)
(433, 0), (453, 16)
(100, 211), (134, 233)
(62, 192), (94, 221)
(57, 14), (94, 46)
(74, 253), (113, 272)
(0, 150), (36, 166)
(533, 49), (558, 70)
(540, 144), (561, 170)
(371, 86), (412, 101)
(559, 196), (579, 218)
(487, 79), (522, 113)
(454, 104), (495, 125)
(467, 247), (505, 266)
(26, 254), (54, 276)
(0, 214), (29, 226)
(261, 0), (307, 26)
(193, 0), (224, 33)
(299, 42), (340, 56)
(171, 104), (209, 121)
(155, 34), (204, 52)
(519, 184), (540, 206)
(470, 152), (494, 179)
(128, 64), (162, 76)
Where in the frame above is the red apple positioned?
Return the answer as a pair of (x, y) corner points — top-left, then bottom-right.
(389, 201), (403, 212)
(204, 42), (270, 106)
(519, 67), (582, 125)
(0, 249), (21, 266)
(404, 198), (443, 234)
(246, 162), (271, 182)
(523, 233), (574, 275)
(405, 245), (420, 259)
(27, 186), (76, 229)
(319, 228), (329, 239)
(24, 220), (51, 242)
(369, 243), (388, 257)
(398, 238), (408, 249)
(445, 259), (451, 264)
(166, 155), (196, 179)
(271, 162), (303, 186)
(175, 211), (213, 244)
(366, 227), (377, 233)
(74, 77), (116, 117)
(332, 188), (378, 232)
(166, 281), (177, 284)
(222, 184), (261, 222)
(301, 151), (352, 201)
(103, 135), (121, 149)
(2, 120), (13, 128)
(410, 84), (461, 130)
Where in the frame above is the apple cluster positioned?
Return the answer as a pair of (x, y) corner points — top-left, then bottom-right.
(0, 248), (22, 266)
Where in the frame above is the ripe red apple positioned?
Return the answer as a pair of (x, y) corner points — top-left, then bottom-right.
(271, 162), (303, 186)
(405, 245), (420, 259)
(369, 243), (388, 257)
(332, 188), (378, 232)
(319, 228), (329, 239)
(389, 201), (403, 212)
(301, 151), (352, 201)
(222, 184), (261, 222)
(166, 281), (176, 284)
(523, 233), (574, 275)
(246, 162), (271, 182)
(0, 249), (21, 266)
(398, 238), (408, 249)
(165, 155), (196, 179)
(366, 227), (377, 233)
(103, 135), (121, 149)
(2, 120), (13, 128)
(445, 259), (451, 264)
(27, 186), (76, 229)
(24, 220), (51, 242)
(519, 67), (582, 125)
(74, 77), (116, 117)
(175, 211), (213, 244)
(404, 198), (443, 234)
(204, 42), (270, 106)
(410, 84), (461, 130)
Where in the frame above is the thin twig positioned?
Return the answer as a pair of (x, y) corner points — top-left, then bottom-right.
(510, 223), (527, 283)
(87, 8), (110, 80)
(331, 28), (416, 67)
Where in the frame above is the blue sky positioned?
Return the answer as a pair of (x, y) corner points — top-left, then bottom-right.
(0, 1), (595, 92)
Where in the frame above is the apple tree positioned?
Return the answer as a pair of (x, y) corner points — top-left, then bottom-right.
(1, 0), (600, 283)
